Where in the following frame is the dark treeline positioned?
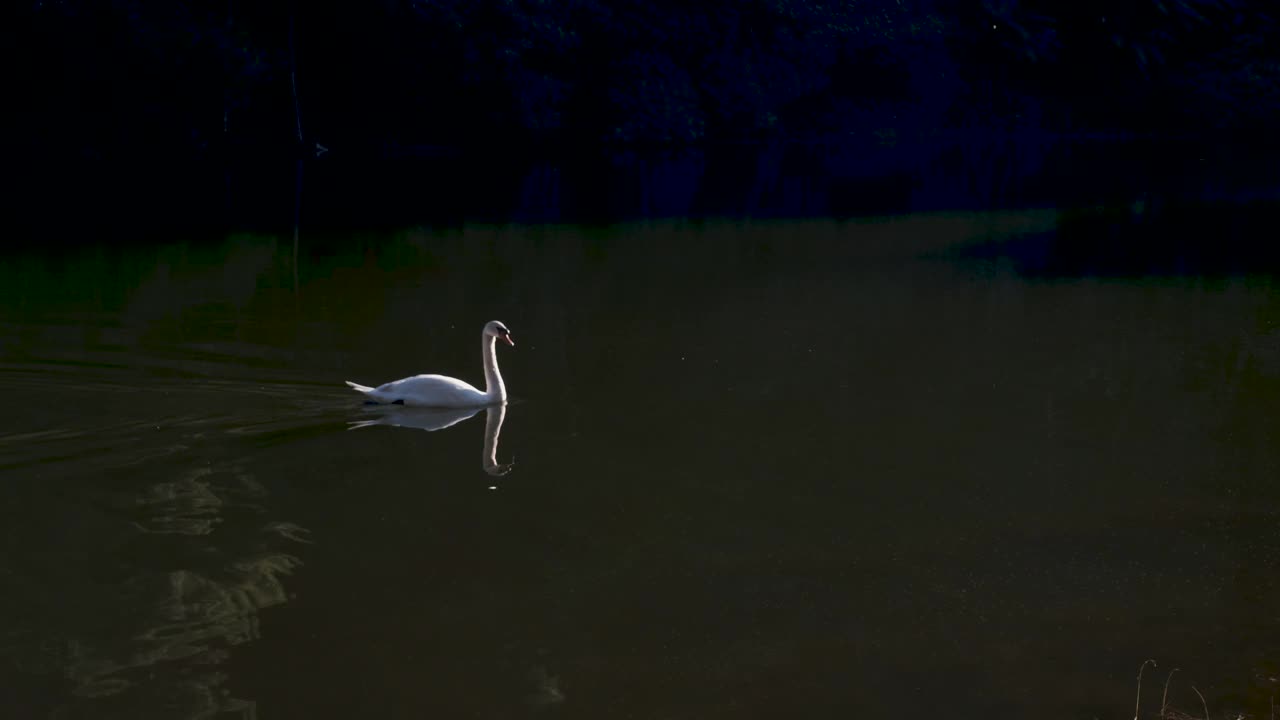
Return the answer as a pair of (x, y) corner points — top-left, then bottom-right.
(15, 0), (1280, 162)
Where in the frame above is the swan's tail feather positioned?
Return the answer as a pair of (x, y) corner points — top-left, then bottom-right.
(345, 380), (375, 393)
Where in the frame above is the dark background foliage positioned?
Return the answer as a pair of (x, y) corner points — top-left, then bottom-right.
(13, 0), (1279, 160)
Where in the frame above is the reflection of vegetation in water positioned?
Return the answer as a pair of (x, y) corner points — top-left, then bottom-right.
(1, 461), (308, 719)
(130, 469), (234, 536)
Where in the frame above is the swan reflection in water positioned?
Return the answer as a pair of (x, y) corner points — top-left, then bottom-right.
(348, 404), (514, 476)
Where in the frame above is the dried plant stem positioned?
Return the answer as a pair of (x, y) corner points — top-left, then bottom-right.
(1137, 659), (1158, 720)
(1161, 668), (1180, 718)
(1191, 685), (1208, 720)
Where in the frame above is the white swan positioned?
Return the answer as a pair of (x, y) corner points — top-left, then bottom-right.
(345, 320), (514, 408)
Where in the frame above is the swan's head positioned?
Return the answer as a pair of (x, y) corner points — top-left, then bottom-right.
(485, 320), (514, 347)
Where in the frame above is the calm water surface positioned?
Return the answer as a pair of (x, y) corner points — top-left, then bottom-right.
(2, 215), (1280, 719)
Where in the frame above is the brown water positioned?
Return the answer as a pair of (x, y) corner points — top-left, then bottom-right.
(2, 214), (1280, 719)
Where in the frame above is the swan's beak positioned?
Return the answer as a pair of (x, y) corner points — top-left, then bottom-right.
(502, 334), (515, 347)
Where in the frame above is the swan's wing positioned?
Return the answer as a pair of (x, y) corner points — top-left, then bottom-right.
(369, 374), (486, 407)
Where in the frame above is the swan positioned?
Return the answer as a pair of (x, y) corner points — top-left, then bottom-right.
(345, 320), (514, 408)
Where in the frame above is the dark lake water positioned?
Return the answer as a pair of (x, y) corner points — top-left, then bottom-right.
(3, 209), (1280, 718)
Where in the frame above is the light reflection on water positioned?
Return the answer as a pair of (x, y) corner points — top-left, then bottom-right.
(1, 214), (1279, 718)
(349, 404), (513, 477)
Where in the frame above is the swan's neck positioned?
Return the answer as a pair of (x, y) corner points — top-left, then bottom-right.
(482, 336), (507, 404)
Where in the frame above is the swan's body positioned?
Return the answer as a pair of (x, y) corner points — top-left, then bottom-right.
(344, 375), (492, 408)
(345, 321), (513, 409)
